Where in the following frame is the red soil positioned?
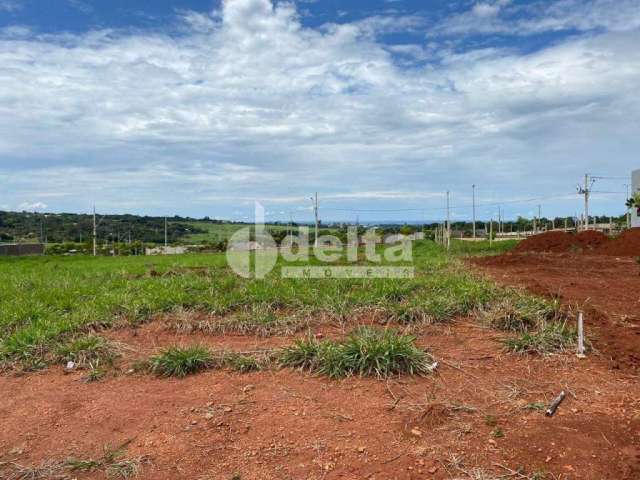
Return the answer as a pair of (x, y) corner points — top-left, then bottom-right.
(1, 320), (639, 480)
(513, 230), (609, 254)
(513, 228), (640, 256)
(596, 228), (640, 256)
(472, 253), (640, 371)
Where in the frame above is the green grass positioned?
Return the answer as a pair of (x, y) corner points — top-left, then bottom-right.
(55, 335), (121, 368)
(503, 321), (578, 355)
(0, 239), (526, 368)
(182, 221), (300, 243)
(479, 292), (562, 332)
(279, 326), (436, 378)
(147, 346), (214, 377)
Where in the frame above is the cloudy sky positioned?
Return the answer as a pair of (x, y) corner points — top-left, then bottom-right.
(1, 0), (639, 222)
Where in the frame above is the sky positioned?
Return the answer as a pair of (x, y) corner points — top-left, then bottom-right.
(1, 0), (639, 223)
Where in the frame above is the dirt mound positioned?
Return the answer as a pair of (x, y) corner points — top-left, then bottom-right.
(595, 228), (640, 256)
(514, 230), (609, 254)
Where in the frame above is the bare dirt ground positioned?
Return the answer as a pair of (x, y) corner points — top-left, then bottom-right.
(472, 252), (640, 371)
(1, 313), (639, 479)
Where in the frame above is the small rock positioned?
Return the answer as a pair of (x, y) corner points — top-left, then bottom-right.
(410, 428), (422, 437)
(357, 446), (366, 453)
(428, 466), (438, 474)
(223, 406), (233, 413)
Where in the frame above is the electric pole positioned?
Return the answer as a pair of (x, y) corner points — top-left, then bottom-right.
(578, 174), (590, 231)
(93, 206), (97, 257)
(472, 184), (476, 239)
(311, 193), (319, 247)
(164, 216), (168, 247)
(446, 191), (451, 251)
(489, 217), (493, 246)
(625, 183), (631, 228)
(538, 204), (541, 229)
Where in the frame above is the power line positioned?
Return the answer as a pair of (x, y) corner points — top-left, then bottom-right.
(320, 193), (574, 213)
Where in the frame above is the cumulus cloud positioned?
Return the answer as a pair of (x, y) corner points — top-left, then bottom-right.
(0, 0), (638, 219)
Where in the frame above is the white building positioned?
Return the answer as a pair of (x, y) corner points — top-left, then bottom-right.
(633, 169), (640, 228)
(145, 246), (188, 255)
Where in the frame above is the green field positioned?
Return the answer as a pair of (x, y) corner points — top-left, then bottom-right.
(182, 222), (296, 243)
(0, 237), (571, 371)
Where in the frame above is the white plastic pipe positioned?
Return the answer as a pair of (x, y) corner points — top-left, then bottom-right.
(577, 312), (586, 358)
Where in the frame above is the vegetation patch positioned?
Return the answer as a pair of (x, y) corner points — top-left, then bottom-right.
(279, 326), (436, 378)
(147, 346), (214, 378)
(0, 240), (517, 368)
(479, 292), (563, 332)
(503, 321), (578, 355)
(140, 346), (275, 378)
(55, 335), (122, 368)
(0, 441), (148, 480)
(167, 305), (311, 337)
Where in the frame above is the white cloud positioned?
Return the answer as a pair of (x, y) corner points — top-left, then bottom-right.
(472, 3), (501, 18)
(17, 202), (48, 211)
(0, 0), (638, 219)
(437, 0), (640, 37)
(0, 1), (21, 13)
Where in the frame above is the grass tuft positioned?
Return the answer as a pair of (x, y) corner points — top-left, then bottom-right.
(280, 326), (436, 378)
(148, 346), (213, 377)
(480, 292), (562, 332)
(55, 335), (121, 368)
(503, 321), (578, 355)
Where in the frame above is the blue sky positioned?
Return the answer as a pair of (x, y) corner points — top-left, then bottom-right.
(1, 0), (639, 222)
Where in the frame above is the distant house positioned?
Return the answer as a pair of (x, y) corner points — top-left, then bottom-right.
(145, 246), (188, 255)
(0, 243), (45, 256)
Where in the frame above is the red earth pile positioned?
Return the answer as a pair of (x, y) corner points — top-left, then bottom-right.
(513, 228), (640, 256)
(595, 227), (640, 256)
(513, 230), (609, 254)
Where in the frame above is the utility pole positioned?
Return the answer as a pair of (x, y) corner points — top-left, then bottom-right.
(578, 174), (590, 231)
(311, 193), (319, 247)
(489, 217), (493, 246)
(625, 184), (631, 229)
(93, 206), (97, 257)
(446, 191), (451, 251)
(472, 184), (476, 239)
(164, 216), (168, 247)
(538, 205), (542, 231)
(289, 212), (293, 238)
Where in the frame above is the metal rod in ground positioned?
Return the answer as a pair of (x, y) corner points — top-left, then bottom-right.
(577, 311), (586, 358)
(546, 390), (566, 417)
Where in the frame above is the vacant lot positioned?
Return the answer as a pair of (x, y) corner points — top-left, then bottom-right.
(1, 240), (638, 480)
